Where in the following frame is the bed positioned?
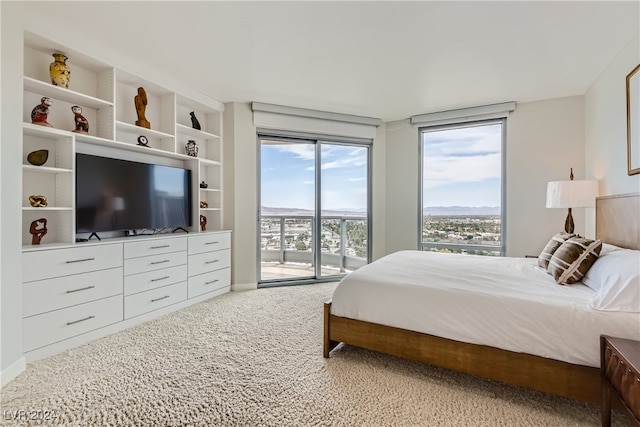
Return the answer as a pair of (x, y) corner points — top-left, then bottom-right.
(323, 193), (640, 404)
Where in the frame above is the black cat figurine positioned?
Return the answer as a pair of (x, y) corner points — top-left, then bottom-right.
(190, 111), (201, 130)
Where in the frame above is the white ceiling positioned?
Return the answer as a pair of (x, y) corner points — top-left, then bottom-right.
(18, 1), (640, 122)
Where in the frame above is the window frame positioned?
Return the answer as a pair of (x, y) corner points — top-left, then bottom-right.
(418, 118), (507, 256)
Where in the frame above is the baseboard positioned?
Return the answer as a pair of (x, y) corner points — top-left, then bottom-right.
(231, 282), (257, 292)
(1, 356), (26, 388)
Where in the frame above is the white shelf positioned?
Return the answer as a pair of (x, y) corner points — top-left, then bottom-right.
(176, 123), (220, 140)
(115, 121), (174, 139)
(198, 158), (222, 166)
(200, 188), (221, 192)
(200, 208), (222, 212)
(22, 207), (73, 211)
(24, 76), (113, 109)
(23, 165), (72, 174)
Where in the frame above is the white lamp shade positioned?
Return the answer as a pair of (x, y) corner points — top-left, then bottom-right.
(546, 180), (598, 208)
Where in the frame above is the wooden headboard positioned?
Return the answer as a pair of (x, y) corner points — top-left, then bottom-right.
(596, 192), (640, 250)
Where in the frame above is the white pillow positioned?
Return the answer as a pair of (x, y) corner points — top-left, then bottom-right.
(600, 243), (625, 255)
(583, 249), (640, 312)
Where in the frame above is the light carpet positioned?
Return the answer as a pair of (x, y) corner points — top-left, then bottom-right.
(0, 282), (627, 426)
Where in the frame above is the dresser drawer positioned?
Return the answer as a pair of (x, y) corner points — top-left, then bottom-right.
(124, 251), (187, 276)
(23, 295), (123, 352)
(124, 282), (187, 319)
(124, 265), (187, 296)
(188, 232), (230, 255)
(188, 268), (230, 298)
(23, 244), (123, 283)
(124, 237), (187, 259)
(188, 249), (230, 277)
(23, 267), (123, 317)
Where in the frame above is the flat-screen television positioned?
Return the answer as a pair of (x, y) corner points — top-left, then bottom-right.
(76, 153), (192, 233)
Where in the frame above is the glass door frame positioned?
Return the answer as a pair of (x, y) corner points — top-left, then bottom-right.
(257, 134), (372, 287)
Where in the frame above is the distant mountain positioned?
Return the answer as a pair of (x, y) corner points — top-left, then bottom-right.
(423, 206), (500, 216)
(261, 206), (499, 216)
(261, 206), (366, 216)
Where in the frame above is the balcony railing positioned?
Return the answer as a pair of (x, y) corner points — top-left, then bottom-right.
(260, 215), (367, 278)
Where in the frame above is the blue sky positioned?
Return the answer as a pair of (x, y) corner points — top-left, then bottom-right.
(260, 123), (501, 212)
(261, 142), (367, 211)
(422, 123), (502, 208)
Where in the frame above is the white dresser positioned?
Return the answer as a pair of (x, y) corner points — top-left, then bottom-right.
(22, 244), (124, 352)
(187, 232), (231, 298)
(21, 231), (231, 360)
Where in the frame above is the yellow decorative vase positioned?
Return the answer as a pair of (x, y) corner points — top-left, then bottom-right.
(49, 53), (70, 88)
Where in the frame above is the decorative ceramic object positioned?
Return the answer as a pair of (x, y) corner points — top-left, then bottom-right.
(199, 181), (208, 189)
(200, 201), (208, 209)
(27, 149), (49, 166)
(31, 97), (53, 127)
(29, 218), (48, 245)
(190, 111), (201, 130)
(137, 135), (149, 147)
(134, 87), (150, 129)
(185, 140), (198, 157)
(49, 53), (70, 88)
(199, 215), (207, 231)
(71, 105), (89, 133)
(28, 195), (48, 207)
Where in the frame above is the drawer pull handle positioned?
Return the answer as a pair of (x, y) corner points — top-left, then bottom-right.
(151, 295), (170, 303)
(150, 260), (170, 265)
(205, 279), (220, 285)
(205, 260), (219, 264)
(66, 285), (96, 294)
(150, 244), (170, 249)
(205, 241), (220, 245)
(66, 315), (95, 326)
(65, 257), (95, 264)
(151, 276), (170, 282)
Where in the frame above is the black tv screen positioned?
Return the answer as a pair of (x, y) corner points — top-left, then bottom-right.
(76, 153), (192, 233)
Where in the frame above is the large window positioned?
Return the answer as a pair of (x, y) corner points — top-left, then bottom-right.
(259, 137), (371, 285)
(420, 120), (505, 256)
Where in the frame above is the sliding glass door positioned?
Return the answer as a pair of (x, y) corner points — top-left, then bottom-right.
(259, 136), (370, 285)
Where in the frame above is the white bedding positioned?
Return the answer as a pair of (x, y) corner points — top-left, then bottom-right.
(330, 250), (640, 367)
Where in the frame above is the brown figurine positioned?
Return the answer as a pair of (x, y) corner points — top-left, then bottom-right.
(71, 105), (89, 133)
(134, 87), (150, 129)
(31, 97), (53, 127)
(29, 218), (48, 245)
(199, 215), (207, 231)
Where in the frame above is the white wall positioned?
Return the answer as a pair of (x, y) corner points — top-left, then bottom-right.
(382, 96), (586, 258)
(1, 2), (27, 385)
(585, 32), (640, 236)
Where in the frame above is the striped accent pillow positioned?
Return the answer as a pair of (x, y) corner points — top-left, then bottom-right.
(547, 237), (602, 285)
(538, 232), (576, 269)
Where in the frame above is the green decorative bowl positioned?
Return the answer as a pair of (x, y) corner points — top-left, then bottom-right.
(27, 149), (49, 166)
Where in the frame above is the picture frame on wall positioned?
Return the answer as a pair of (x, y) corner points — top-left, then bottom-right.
(626, 64), (640, 175)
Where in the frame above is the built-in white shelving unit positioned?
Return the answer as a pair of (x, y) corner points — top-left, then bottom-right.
(21, 30), (224, 248)
(19, 30), (230, 363)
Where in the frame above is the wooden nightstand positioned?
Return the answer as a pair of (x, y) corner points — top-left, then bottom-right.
(600, 335), (640, 427)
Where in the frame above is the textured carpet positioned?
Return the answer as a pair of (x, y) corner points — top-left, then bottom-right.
(0, 282), (628, 426)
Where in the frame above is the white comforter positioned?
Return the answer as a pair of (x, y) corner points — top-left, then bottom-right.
(330, 250), (640, 367)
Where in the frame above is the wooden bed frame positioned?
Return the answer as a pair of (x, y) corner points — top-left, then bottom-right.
(323, 193), (640, 404)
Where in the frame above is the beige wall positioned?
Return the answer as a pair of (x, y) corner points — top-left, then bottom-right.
(223, 103), (258, 290)
(506, 96), (587, 252)
(585, 32), (640, 236)
(382, 96), (586, 258)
